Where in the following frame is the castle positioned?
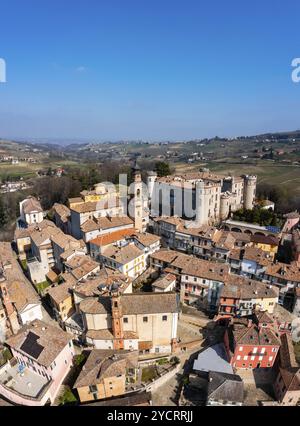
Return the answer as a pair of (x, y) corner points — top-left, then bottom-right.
(147, 169), (257, 226)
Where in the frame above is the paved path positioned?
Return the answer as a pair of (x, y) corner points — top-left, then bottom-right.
(151, 348), (202, 406)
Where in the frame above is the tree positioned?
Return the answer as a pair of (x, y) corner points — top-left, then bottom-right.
(0, 196), (8, 228)
(155, 161), (171, 177)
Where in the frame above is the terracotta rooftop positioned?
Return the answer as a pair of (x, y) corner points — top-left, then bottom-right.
(74, 349), (138, 389)
(74, 267), (131, 298)
(250, 234), (280, 246)
(101, 243), (144, 265)
(14, 219), (56, 240)
(22, 196), (43, 214)
(231, 320), (281, 347)
(152, 273), (176, 290)
(6, 320), (72, 367)
(47, 281), (72, 305)
(279, 333), (298, 369)
(207, 371), (244, 403)
(71, 199), (122, 214)
(90, 229), (134, 247)
(0, 242), (40, 312)
(70, 257), (100, 281)
(264, 261), (300, 282)
(81, 215), (133, 233)
(52, 203), (71, 223)
(80, 292), (179, 316)
(221, 276), (279, 300)
(181, 258), (229, 282)
(131, 232), (161, 247)
(229, 246), (272, 265)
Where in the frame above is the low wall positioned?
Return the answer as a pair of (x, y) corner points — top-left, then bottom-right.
(176, 339), (202, 352)
(0, 382), (50, 406)
(143, 364), (181, 392)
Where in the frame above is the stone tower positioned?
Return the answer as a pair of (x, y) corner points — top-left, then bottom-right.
(146, 171), (157, 202)
(111, 290), (124, 350)
(220, 192), (230, 220)
(195, 180), (209, 225)
(243, 175), (257, 210)
(131, 160), (143, 232)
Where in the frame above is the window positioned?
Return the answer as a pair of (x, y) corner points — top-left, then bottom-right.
(243, 356), (248, 360)
(237, 355), (241, 360)
(239, 347), (243, 351)
(269, 356), (273, 361)
(272, 348), (277, 352)
(123, 317), (128, 323)
(162, 315), (167, 321)
(143, 316), (148, 322)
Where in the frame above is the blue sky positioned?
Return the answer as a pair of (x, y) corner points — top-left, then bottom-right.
(0, 0), (300, 141)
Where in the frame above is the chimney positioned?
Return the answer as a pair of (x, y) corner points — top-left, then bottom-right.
(247, 319), (253, 328)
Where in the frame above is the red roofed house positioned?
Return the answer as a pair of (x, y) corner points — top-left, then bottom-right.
(224, 316), (281, 369)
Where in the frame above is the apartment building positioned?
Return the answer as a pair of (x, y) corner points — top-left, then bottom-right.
(152, 273), (177, 292)
(273, 334), (300, 405)
(0, 242), (43, 336)
(224, 317), (281, 369)
(73, 349), (138, 403)
(48, 266), (132, 326)
(26, 222), (86, 285)
(98, 242), (146, 280)
(0, 320), (74, 405)
(292, 229), (300, 263)
(81, 215), (134, 243)
(248, 234), (279, 260)
(52, 203), (71, 234)
(70, 199), (125, 240)
(153, 216), (250, 260)
(180, 258), (229, 311)
(217, 275), (279, 319)
(90, 229), (135, 258)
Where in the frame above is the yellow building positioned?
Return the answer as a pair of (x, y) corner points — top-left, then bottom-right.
(249, 234), (279, 260)
(74, 349), (138, 403)
(47, 281), (74, 321)
(68, 183), (120, 208)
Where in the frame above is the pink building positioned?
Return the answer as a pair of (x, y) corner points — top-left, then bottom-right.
(282, 211), (299, 233)
(0, 320), (74, 405)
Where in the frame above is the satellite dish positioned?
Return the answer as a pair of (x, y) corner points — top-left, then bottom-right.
(291, 318), (300, 342)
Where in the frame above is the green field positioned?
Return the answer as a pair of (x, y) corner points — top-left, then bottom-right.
(175, 160), (300, 196)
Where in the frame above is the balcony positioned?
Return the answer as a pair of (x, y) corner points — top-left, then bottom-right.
(0, 359), (52, 405)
